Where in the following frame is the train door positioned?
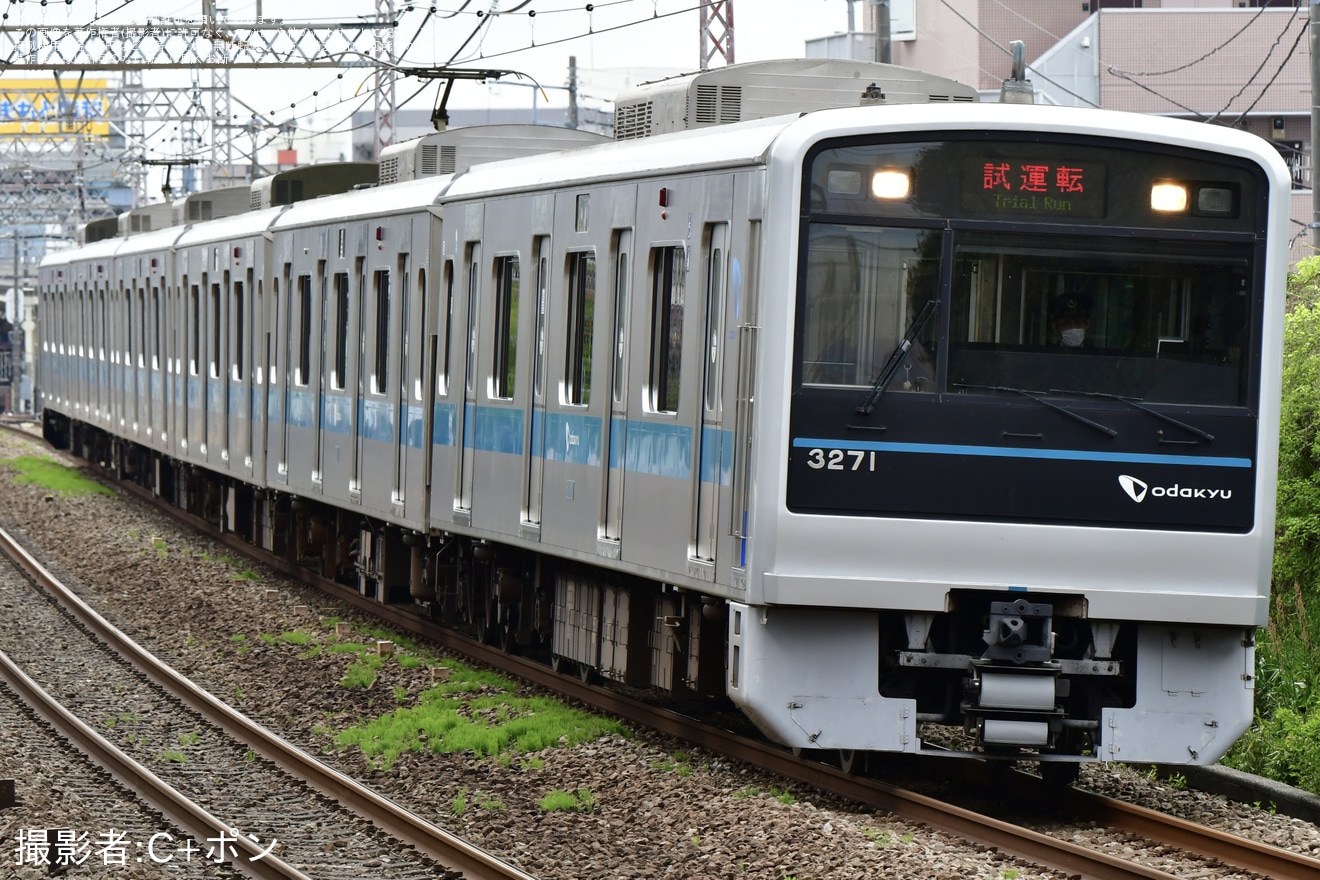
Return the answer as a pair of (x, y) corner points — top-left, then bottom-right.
(186, 279), (199, 459)
(213, 272), (230, 466)
(137, 284), (149, 440)
(276, 266), (292, 482)
(601, 229), (632, 545)
(313, 262), (328, 485)
(523, 237), (550, 529)
(455, 242), (479, 519)
(350, 257), (365, 495)
(251, 272), (262, 474)
(230, 270), (249, 473)
(393, 255), (411, 507)
(151, 284), (164, 450)
(692, 223), (728, 564)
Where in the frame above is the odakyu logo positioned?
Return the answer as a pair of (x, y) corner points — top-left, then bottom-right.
(1117, 475), (1232, 503)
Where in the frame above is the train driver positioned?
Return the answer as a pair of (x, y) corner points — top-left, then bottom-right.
(1049, 293), (1091, 348)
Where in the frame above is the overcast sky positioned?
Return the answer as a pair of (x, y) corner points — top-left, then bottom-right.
(11, 1), (857, 128)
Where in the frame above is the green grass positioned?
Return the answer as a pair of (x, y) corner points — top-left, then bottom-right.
(331, 660), (627, 769)
(178, 731), (200, 747)
(655, 751), (694, 777)
(537, 788), (596, 813)
(158, 750), (188, 764)
(0, 455), (111, 495)
(341, 659), (380, 689)
(278, 630), (313, 646)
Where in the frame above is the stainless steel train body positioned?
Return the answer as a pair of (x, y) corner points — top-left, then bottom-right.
(37, 100), (1288, 770)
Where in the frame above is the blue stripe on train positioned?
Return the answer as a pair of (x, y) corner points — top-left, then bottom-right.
(790, 437), (1252, 469)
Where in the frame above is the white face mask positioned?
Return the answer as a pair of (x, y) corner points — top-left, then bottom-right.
(1061, 328), (1086, 347)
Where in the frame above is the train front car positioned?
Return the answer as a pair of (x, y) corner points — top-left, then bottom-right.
(732, 104), (1288, 771)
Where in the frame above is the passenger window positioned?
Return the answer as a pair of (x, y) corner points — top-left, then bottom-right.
(297, 275), (312, 386)
(372, 269), (390, 395)
(332, 272), (349, 390)
(493, 256), (519, 399)
(565, 252), (595, 406)
(648, 246), (685, 413)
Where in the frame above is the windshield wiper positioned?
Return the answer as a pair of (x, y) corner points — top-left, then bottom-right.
(955, 383), (1117, 438)
(1048, 388), (1214, 443)
(856, 300), (938, 416)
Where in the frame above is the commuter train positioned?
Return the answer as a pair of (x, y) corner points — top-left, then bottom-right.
(35, 59), (1289, 779)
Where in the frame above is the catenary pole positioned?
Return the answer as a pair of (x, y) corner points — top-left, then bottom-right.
(1311, 0), (1319, 253)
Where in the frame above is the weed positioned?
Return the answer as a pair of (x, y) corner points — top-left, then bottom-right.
(451, 787), (468, 818)
(0, 457), (111, 495)
(1001, 870), (1020, 880)
(734, 787), (760, 799)
(230, 633), (247, 643)
(244, 750), (257, 762)
(537, 789), (595, 813)
(861, 827), (891, 846)
(260, 633), (276, 646)
(279, 630), (313, 646)
(655, 752), (694, 777)
(691, 835), (701, 847)
(397, 653), (426, 669)
(298, 646), (323, 659)
(394, 686), (408, 704)
(341, 661), (378, 689)
(770, 787), (795, 805)
(178, 731), (200, 747)
(233, 684), (243, 701)
(158, 750), (188, 764)
(476, 792), (505, 811)
(520, 756), (544, 770)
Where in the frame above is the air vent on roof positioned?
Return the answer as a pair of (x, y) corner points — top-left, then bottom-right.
(614, 100), (653, 140)
(420, 144), (438, 176)
(250, 190), (262, 209)
(379, 156), (399, 185)
(439, 145), (457, 174)
(131, 215), (150, 232)
(694, 84), (742, 124)
(187, 200), (212, 221)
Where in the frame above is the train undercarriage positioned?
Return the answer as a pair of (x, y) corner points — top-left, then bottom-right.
(46, 412), (728, 704)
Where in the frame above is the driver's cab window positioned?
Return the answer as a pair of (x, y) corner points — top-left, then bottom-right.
(800, 224), (938, 391)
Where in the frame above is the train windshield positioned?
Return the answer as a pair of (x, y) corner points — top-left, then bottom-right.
(800, 224), (1252, 407)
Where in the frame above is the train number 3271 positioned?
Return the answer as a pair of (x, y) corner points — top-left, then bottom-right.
(805, 448), (876, 471)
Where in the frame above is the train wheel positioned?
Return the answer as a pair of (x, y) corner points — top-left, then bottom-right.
(497, 622), (517, 654)
(837, 749), (867, 776)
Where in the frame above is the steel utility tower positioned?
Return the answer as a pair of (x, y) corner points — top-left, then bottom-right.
(700, 0), (734, 69)
(0, 4), (394, 214)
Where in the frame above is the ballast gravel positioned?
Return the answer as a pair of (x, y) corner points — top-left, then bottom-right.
(1, 425), (1318, 880)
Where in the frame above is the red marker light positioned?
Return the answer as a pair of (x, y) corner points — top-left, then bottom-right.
(658, 188), (669, 207)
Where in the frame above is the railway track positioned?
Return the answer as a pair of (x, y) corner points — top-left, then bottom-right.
(0, 519), (535, 880)
(4, 422), (1318, 879)
(82, 451), (1320, 880)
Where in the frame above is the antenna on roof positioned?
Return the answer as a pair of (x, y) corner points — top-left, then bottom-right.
(999, 40), (1035, 105)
